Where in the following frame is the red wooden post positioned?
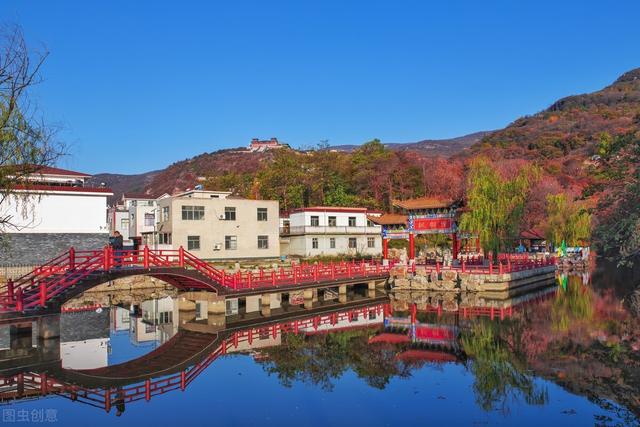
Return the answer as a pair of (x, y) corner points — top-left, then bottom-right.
(15, 288), (23, 311)
(145, 379), (151, 401)
(331, 263), (336, 280)
(41, 373), (48, 394)
(383, 238), (389, 259)
(348, 263), (352, 278)
(180, 371), (186, 391)
(314, 264), (318, 281)
(105, 388), (111, 412)
(462, 260), (466, 273)
(436, 261), (441, 275)
(410, 303), (417, 324)
(69, 247), (76, 270)
(490, 306), (495, 320)
(178, 246), (185, 267)
(507, 258), (511, 272)
(7, 279), (14, 301)
(500, 307), (505, 321)
(489, 261), (493, 274)
(499, 262), (503, 274)
(39, 281), (47, 307)
(103, 246), (110, 271)
(247, 271), (252, 287)
(409, 233), (415, 260)
(271, 271), (276, 286)
(143, 245), (150, 269)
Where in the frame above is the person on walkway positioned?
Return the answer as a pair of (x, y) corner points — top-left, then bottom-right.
(110, 231), (124, 268)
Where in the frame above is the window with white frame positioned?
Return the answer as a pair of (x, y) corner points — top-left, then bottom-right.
(144, 213), (155, 227)
(120, 218), (129, 230)
(367, 237), (375, 248)
(161, 206), (170, 222)
(348, 237), (357, 249)
(187, 235), (200, 250)
(312, 237), (319, 249)
(257, 235), (269, 249)
(329, 237), (336, 249)
(225, 235), (237, 250)
(328, 216), (337, 227)
(257, 208), (268, 221)
(224, 207), (236, 221)
(182, 205), (204, 220)
(348, 216), (356, 227)
(310, 216), (320, 226)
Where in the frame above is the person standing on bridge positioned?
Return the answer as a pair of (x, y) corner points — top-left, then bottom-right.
(110, 231), (124, 269)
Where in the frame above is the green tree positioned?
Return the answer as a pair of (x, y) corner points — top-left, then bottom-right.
(544, 193), (592, 247)
(459, 157), (536, 256)
(256, 149), (306, 210)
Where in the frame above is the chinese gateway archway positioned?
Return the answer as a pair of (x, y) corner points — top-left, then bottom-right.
(367, 197), (480, 261)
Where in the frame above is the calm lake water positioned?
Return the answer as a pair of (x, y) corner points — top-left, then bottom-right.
(1, 269), (638, 427)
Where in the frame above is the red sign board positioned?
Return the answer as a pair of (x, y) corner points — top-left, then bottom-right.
(413, 218), (452, 231)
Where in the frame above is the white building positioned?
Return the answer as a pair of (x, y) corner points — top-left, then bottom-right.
(280, 207), (382, 258)
(154, 189), (280, 260)
(0, 166), (113, 264)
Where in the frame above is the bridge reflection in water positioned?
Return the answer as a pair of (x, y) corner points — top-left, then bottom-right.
(0, 283), (556, 415)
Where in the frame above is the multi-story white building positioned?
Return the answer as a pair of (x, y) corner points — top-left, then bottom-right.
(154, 189), (280, 260)
(0, 166), (113, 264)
(280, 207), (382, 258)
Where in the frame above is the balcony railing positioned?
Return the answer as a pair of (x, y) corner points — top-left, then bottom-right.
(280, 225), (381, 236)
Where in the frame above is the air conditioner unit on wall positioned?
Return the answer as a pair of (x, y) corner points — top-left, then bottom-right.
(214, 243), (222, 250)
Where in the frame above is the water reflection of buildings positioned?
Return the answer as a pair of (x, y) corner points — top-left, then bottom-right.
(0, 284), (563, 415)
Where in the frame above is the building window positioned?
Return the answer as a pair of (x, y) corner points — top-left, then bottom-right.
(257, 235), (269, 249)
(182, 205), (204, 220)
(348, 216), (356, 227)
(159, 233), (172, 245)
(329, 237), (336, 249)
(257, 208), (268, 221)
(348, 237), (357, 249)
(224, 207), (236, 221)
(328, 216), (337, 227)
(312, 237), (319, 249)
(144, 213), (155, 227)
(368, 237), (375, 248)
(225, 235), (237, 250)
(310, 216), (319, 226)
(187, 236), (200, 250)
(120, 218), (129, 230)
(161, 206), (170, 222)
(367, 219), (374, 227)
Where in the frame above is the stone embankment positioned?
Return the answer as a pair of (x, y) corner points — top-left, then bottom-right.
(389, 264), (556, 293)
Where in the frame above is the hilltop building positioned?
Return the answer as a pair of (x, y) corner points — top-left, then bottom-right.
(0, 166), (113, 265)
(279, 207), (382, 257)
(248, 137), (289, 152)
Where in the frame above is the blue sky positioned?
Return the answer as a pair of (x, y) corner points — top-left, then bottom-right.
(2, 1), (639, 174)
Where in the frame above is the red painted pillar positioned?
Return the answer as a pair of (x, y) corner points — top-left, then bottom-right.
(180, 371), (186, 391)
(15, 288), (23, 312)
(383, 238), (389, 259)
(410, 303), (417, 324)
(409, 233), (415, 260)
(7, 279), (14, 301)
(143, 245), (150, 269)
(39, 282), (47, 308)
(69, 247), (75, 270)
(475, 236), (480, 253)
(178, 246), (185, 267)
(452, 233), (458, 261)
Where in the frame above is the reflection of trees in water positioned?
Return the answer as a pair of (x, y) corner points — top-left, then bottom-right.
(461, 320), (548, 413)
(552, 274), (594, 332)
(256, 329), (411, 391)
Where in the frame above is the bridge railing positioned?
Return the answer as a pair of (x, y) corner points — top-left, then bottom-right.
(1, 246), (394, 312)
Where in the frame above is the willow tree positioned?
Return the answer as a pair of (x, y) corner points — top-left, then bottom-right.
(0, 25), (65, 231)
(544, 193), (592, 247)
(459, 157), (535, 257)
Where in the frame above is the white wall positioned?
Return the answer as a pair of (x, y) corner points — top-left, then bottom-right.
(287, 234), (381, 257)
(289, 210), (370, 227)
(0, 191), (110, 233)
(61, 338), (109, 369)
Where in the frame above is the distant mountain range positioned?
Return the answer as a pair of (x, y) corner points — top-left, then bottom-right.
(328, 131), (492, 156)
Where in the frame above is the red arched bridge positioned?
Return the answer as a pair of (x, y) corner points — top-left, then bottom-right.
(0, 247), (392, 315)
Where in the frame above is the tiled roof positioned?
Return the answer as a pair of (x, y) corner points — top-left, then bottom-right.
(31, 166), (91, 178)
(393, 197), (455, 210)
(366, 213), (408, 225)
